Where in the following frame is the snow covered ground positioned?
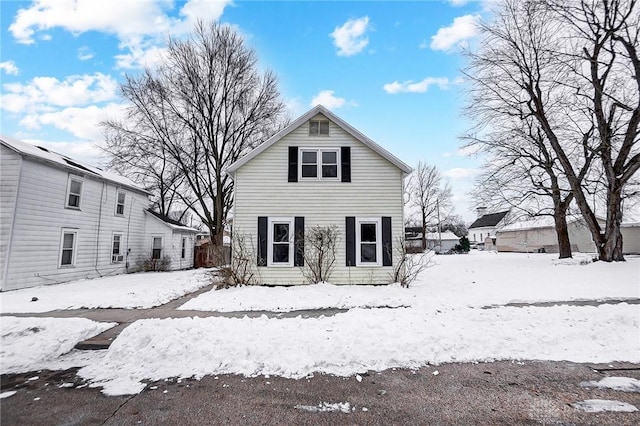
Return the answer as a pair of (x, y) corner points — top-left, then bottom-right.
(1, 268), (213, 313)
(1, 252), (639, 396)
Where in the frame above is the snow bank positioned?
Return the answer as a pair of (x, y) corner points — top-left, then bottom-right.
(572, 399), (638, 413)
(1, 269), (213, 313)
(179, 282), (411, 312)
(580, 377), (640, 393)
(79, 303), (640, 395)
(1, 317), (115, 374)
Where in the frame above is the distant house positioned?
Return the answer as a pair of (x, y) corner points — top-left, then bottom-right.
(468, 207), (509, 250)
(0, 136), (198, 291)
(426, 231), (460, 252)
(621, 220), (640, 255)
(144, 210), (199, 271)
(496, 216), (598, 253)
(227, 105), (412, 285)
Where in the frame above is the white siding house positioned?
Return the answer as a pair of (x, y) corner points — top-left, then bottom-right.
(0, 136), (197, 291)
(144, 210), (199, 271)
(227, 105), (412, 285)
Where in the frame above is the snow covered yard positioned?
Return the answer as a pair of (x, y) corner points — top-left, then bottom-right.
(0, 268), (213, 313)
(1, 252), (639, 396)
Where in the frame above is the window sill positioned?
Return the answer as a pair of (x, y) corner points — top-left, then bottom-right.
(65, 206), (81, 211)
(266, 263), (294, 268)
(58, 265), (75, 269)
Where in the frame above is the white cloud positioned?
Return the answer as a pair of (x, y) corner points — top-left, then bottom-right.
(443, 168), (479, 180)
(0, 61), (19, 75)
(383, 77), (459, 94)
(330, 16), (370, 56)
(310, 90), (350, 110)
(419, 39), (428, 49)
(285, 97), (305, 116)
(448, 0), (469, 6)
(114, 40), (168, 70)
(1, 73), (119, 113)
(430, 14), (480, 51)
(77, 46), (94, 61)
(20, 103), (126, 140)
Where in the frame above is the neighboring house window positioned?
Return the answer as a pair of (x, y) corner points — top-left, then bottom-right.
(151, 237), (163, 260)
(299, 149), (339, 180)
(309, 119), (329, 136)
(115, 191), (126, 216)
(356, 218), (382, 266)
(59, 229), (77, 267)
(267, 217), (294, 266)
(66, 176), (83, 209)
(181, 237), (186, 259)
(112, 233), (124, 263)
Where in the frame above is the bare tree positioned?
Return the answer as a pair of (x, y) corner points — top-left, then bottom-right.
(101, 21), (287, 260)
(388, 237), (433, 287)
(465, 0), (640, 261)
(300, 225), (339, 284)
(220, 232), (257, 287)
(407, 162), (452, 250)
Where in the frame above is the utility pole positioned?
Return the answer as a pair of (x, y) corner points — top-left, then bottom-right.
(437, 199), (442, 251)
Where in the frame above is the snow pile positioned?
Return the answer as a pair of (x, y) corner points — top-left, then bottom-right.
(572, 399), (638, 413)
(1, 317), (115, 374)
(0, 391), (17, 399)
(1, 269), (213, 313)
(580, 377), (640, 393)
(295, 402), (352, 413)
(180, 281), (411, 312)
(79, 303), (639, 395)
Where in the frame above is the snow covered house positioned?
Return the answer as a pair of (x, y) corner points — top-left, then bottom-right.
(468, 208), (509, 250)
(0, 136), (198, 291)
(426, 231), (460, 253)
(495, 216), (598, 254)
(227, 105), (412, 285)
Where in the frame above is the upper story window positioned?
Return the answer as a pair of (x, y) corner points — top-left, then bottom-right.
(115, 191), (126, 216)
(66, 176), (83, 209)
(309, 119), (329, 136)
(299, 148), (339, 180)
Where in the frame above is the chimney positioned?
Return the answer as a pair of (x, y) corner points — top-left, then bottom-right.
(476, 207), (487, 218)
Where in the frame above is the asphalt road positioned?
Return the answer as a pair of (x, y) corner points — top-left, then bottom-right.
(2, 361), (639, 425)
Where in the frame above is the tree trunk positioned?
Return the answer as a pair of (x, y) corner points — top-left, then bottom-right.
(554, 211), (572, 259)
(598, 189), (625, 262)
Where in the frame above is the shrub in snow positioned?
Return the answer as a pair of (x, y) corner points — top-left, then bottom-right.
(220, 232), (258, 287)
(389, 238), (433, 287)
(299, 225), (339, 284)
(137, 255), (171, 272)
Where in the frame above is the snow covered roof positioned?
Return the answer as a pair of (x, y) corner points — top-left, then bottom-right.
(145, 209), (200, 233)
(1, 135), (150, 195)
(468, 211), (509, 229)
(499, 215), (584, 232)
(425, 231), (460, 241)
(227, 104), (413, 176)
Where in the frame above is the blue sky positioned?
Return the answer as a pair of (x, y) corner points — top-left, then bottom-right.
(1, 0), (490, 222)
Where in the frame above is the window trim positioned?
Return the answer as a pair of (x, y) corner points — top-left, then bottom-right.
(59, 228), (78, 268)
(112, 232), (124, 263)
(115, 191), (126, 216)
(309, 119), (330, 137)
(267, 217), (294, 267)
(355, 217), (382, 267)
(151, 235), (164, 260)
(298, 148), (340, 181)
(65, 175), (84, 210)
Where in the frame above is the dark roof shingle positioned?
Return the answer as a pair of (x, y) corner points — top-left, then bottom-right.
(468, 211), (509, 229)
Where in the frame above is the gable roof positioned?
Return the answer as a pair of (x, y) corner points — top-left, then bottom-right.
(145, 209), (200, 233)
(227, 105), (412, 175)
(468, 211), (509, 229)
(1, 135), (150, 195)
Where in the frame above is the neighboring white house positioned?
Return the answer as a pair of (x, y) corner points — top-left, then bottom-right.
(468, 208), (510, 250)
(227, 105), (412, 285)
(0, 136), (198, 291)
(496, 216), (599, 253)
(426, 231), (460, 252)
(144, 210), (199, 271)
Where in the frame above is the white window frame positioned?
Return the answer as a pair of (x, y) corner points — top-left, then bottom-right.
(309, 119), (330, 136)
(181, 237), (187, 259)
(356, 217), (382, 267)
(59, 228), (78, 267)
(267, 217), (294, 267)
(299, 148), (340, 181)
(115, 191), (126, 216)
(65, 175), (84, 209)
(151, 236), (164, 260)
(112, 233), (124, 263)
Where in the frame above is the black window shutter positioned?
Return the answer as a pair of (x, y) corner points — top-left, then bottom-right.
(382, 216), (392, 266)
(346, 216), (356, 267)
(294, 216), (304, 267)
(341, 147), (351, 182)
(257, 216), (268, 266)
(288, 146), (298, 182)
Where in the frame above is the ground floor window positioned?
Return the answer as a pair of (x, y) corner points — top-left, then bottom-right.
(152, 236), (163, 260)
(356, 218), (381, 266)
(112, 233), (124, 263)
(268, 217), (293, 266)
(181, 237), (187, 259)
(59, 229), (77, 267)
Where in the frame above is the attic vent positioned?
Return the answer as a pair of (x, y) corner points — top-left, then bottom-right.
(64, 158), (97, 175)
(37, 146), (50, 152)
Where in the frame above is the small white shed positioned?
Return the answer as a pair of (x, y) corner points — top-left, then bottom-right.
(144, 210), (200, 271)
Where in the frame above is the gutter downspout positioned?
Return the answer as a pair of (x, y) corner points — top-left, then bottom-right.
(94, 181), (105, 277)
